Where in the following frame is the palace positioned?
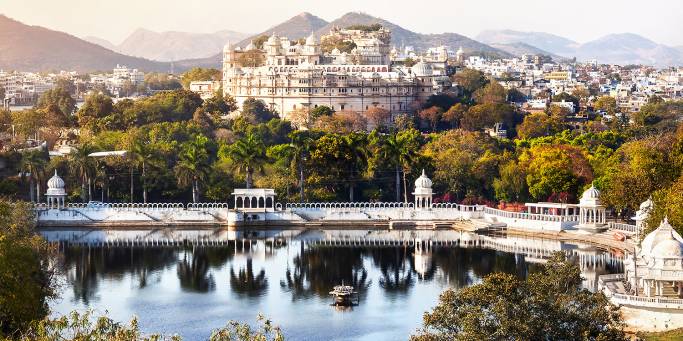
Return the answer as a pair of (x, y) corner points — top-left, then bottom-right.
(221, 27), (452, 118)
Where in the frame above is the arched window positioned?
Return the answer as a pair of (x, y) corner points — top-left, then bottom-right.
(236, 197), (243, 208)
(259, 197), (265, 208)
(251, 197), (257, 208)
(266, 197), (273, 208)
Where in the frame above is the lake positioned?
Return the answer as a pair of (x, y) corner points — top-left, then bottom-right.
(44, 229), (623, 340)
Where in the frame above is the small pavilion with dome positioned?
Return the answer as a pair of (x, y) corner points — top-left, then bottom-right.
(577, 183), (607, 231)
(624, 217), (683, 297)
(45, 170), (67, 209)
(413, 170), (433, 209)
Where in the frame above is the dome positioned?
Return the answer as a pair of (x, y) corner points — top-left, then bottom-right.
(245, 40), (257, 51)
(46, 170), (66, 196)
(640, 198), (654, 211)
(411, 61), (433, 77)
(223, 42), (232, 53)
(581, 184), (600, 200)
(305, 33), (317, 46)
(640, 217), (683, 256)
(414, 169), (432, 189)
(267, 33), (279, 45)
(651, 238), (683, 259)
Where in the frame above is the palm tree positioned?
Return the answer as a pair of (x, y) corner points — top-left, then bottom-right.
(342, 133), (369, 202)
(220, 133), (267, 189)
(379, 129), (420, 203)
(174, 135), (210, 203)
(229, 258), (268, 297)
(19, 150), (47, 202)
(68, 144), (97, 202)
(128, 138), (155, 203)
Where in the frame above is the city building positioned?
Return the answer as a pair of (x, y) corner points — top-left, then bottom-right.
(222, 28), (452, 119)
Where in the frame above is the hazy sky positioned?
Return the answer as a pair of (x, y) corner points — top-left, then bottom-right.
(3, 0), (683, 46)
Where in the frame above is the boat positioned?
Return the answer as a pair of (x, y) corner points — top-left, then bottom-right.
(329, 284), (358, 306)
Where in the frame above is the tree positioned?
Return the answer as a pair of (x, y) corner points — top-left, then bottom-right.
(76, 93), (114, 133)
(36, 87), (76, 117)
(418, 106), (443, 132)
(144, 73), (182, 91)
(313, 111), (367, 133)
(202, 93), (237, 116)
(473, 81), (507, 104)
(523, 144), (592, 202)
(411, 252), (625, 341)
(236, 50), (265, 67)
(180, 67), (221, 89)
(310, 105), (334, 119)
(174, 135), (211, 203)
(10, 109), (46, 139)
(493, 161), (528, 203)
(210, 314), (284, 341)
(461, 103), (518, 132)
(220, 133), (267, 188)
(252, 35), (269, 49)
(365, 107), (391, 131)
(594, 96), (617, 115)
(241, 98), (277, 124)
(442, 103), (467, 129)
(19, 150), (47, 203)
(0, 200), (56, 337)
(452, 68), (488, 94)
(517, 112), (562, 140)
(552, 92), (580, 109)
(376, 129), (421, 202)
(68, 143), (97, 201)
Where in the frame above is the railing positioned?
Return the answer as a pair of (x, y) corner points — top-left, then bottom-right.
(187, 203), (230, 210)
(608, 222), (640, 234)
(483, 207), (578, 222)
(285, 202), (485, 212)
(65, 202), (186, 211)
(599, 273), (683, 308)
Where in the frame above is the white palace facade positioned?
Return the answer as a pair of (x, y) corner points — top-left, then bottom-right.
(221, 27), (452, 118)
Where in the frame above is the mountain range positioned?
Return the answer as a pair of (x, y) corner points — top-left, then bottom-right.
(0, 14), (169, 72)
(1, 12), (682, 73)
(477, 30), (683, 67)
(180, 12), (514, 69)
(85, 28), (250, 62)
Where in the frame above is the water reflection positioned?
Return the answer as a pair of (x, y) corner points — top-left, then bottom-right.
(48, 229), (624, 340)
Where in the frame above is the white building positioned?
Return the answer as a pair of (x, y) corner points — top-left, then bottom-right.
(222, 28), (452, 118)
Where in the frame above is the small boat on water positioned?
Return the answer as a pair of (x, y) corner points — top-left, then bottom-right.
(329, 284), (358, 306)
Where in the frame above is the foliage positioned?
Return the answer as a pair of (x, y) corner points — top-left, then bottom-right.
(0, 200), (55, 338)
(236, 51), (265, 67)
(144, 73), (182, 91)
(320, 36), (357, 54)
(241, 98), (277, 124)
(180, 68), (221, 89)
(35, 87), (76, 117)
(452, 68), (488, 95)
(473, 81), (507, 104)
(411, 252), (625, 341)
(345, 23), (383, 32)
(594, 96), (617, 115)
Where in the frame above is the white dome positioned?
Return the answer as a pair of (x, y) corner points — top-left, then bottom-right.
(581, 184), (600, 200)
(411, 61), (433, 76)
(46, 170), (66, 196)
(305, 33), (317, 46)
(267, 33), (279, 45)
(414, 169), (432, 189)
(245, 41), (257, 51)
(640, 217), (683, 256)
(640, 198), (654, 211)
(652, 238), (683, 259)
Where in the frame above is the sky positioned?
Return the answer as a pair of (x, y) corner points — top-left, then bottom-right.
(2, 0), (683, 46)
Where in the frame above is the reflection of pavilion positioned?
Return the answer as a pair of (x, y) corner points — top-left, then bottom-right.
(413, 239), (433, 279)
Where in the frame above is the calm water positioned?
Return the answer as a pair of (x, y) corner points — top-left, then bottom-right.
(44, 229), (623, 340)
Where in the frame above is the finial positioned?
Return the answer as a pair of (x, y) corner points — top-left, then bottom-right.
(422, 169), (426, 176)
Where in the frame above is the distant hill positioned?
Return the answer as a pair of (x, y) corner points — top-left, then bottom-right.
(82, 36), (117, 51)
(116, 28), (250, 61)
(575, 33), (682, 67)
(0, 15), (169, 72)
(477, 30), (578, 56)
(178, 12), (329, 69)
(315, 12), (509, 57)
(487, 42), (567, 62)
(179, 11), (510, 69)
(477, 29), (683, 67)
(235, 12), (329, 47)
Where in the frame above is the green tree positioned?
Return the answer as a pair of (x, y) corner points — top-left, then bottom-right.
(0, 200), (55, 337)
(452, 68), (488, 94)
(174, 135), (211, 203)
(220, 133), (267, 188)
(375, 129), (421, 202)
(236, 50), (265, 67)
(594, 96), (617, 115)
(180, 67), (222, 89)
(19, 150), (48, 203)
(517, 112), (562, 140)
(241, 98), (277, 124)
(76, 93), (114, 133)
(36, 87), (76, 117)
(493, 160), (528, 203)
(473, 81), (507, 104)
(411, 252), (625, 341)
(67, 144), (98, 201)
